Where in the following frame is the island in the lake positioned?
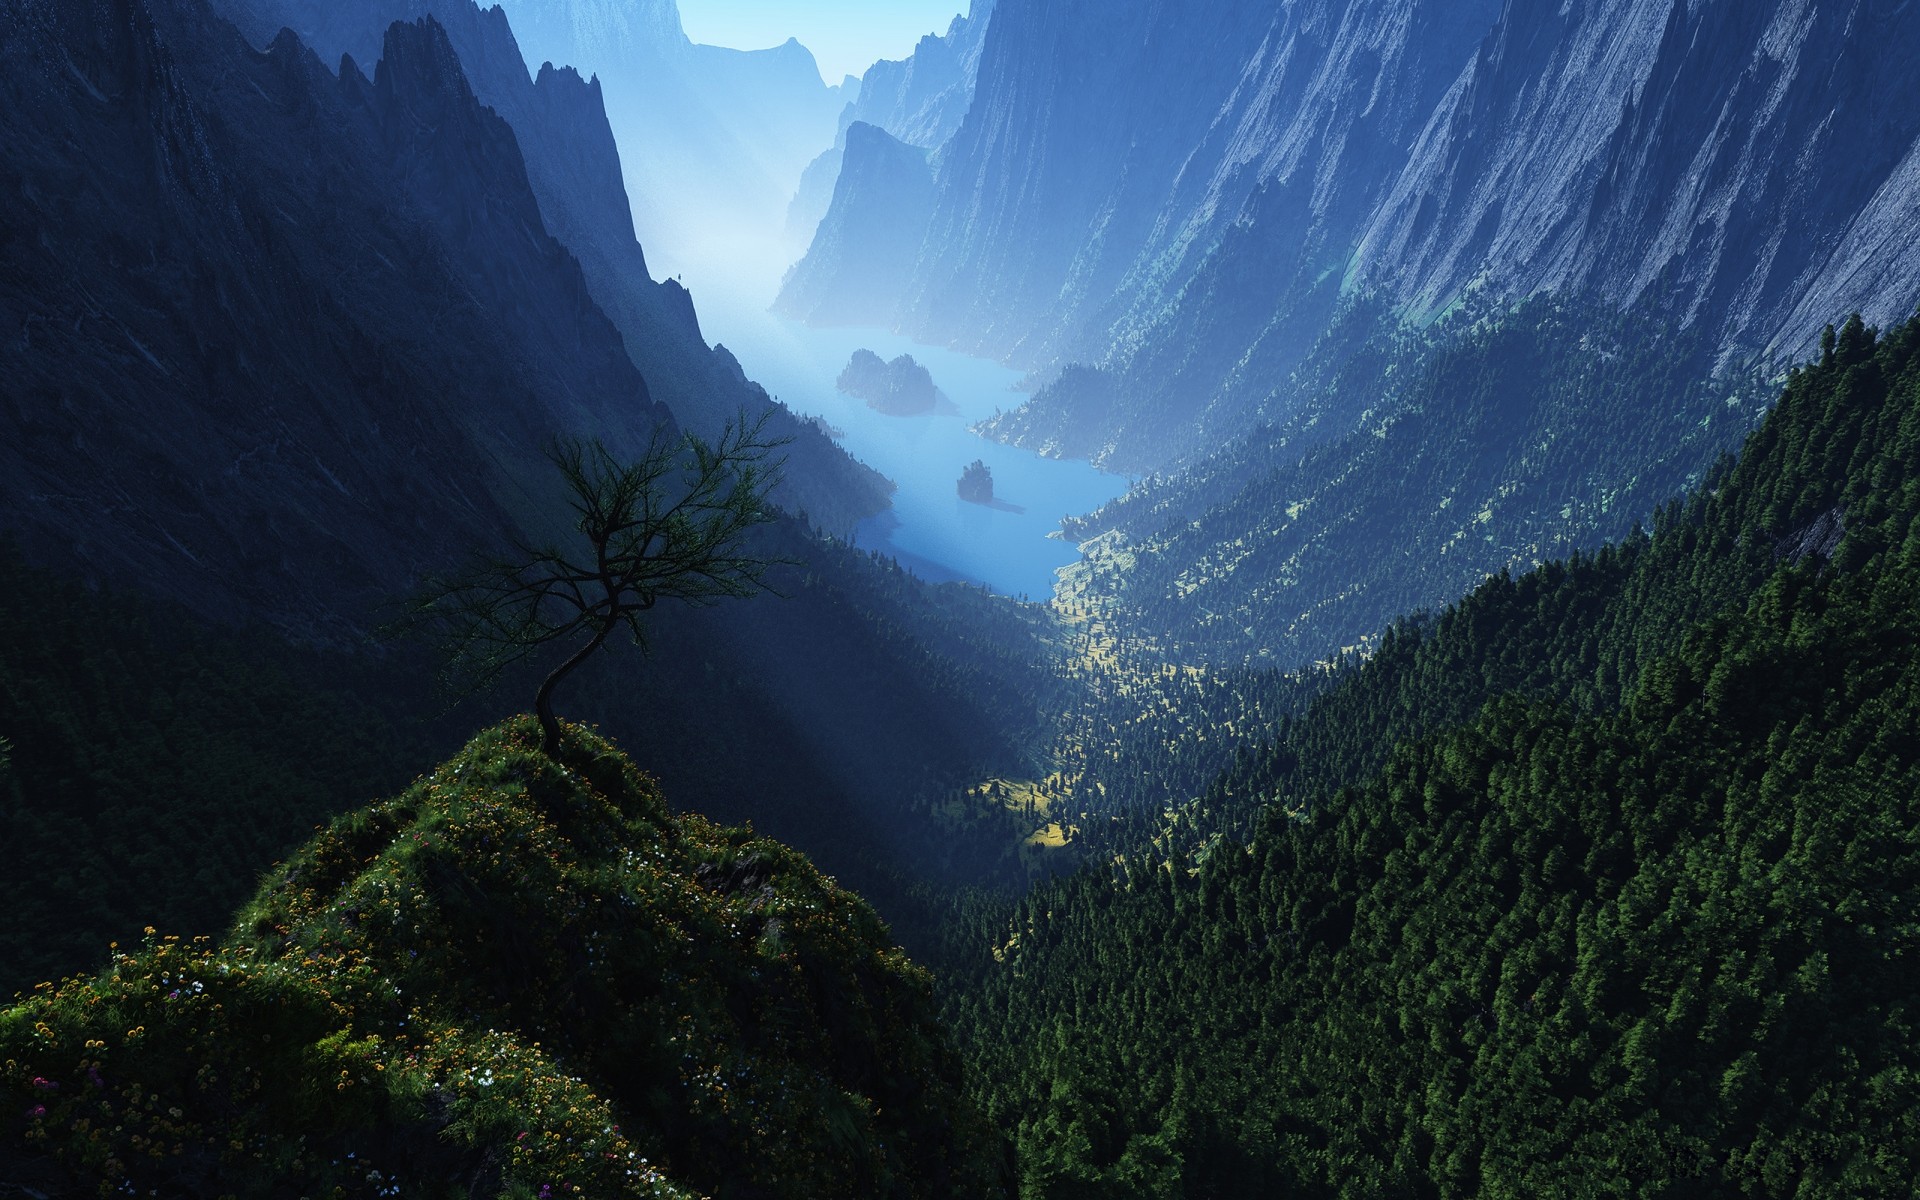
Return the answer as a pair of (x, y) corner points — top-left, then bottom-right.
(838, 349), (938, 415)
(958, 459), (995, 504)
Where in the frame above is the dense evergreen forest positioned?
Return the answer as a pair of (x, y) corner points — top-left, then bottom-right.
(941, 313), (1920, 1196)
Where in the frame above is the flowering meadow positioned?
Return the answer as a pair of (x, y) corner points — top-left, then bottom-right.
(0, 719), (1000, 1197)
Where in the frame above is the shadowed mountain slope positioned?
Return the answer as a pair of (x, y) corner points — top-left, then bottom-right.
(219, 0), (892, 531)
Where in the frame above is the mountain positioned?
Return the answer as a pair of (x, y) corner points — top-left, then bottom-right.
(217, 0), (891, 531)
(1, 0), (1060, 983)
(485, 0), (847, 282)
(786, 0), (996, 244)
(788, 0), (1920, 473)
(0, 720), (1006, 1198)
(0, 0), (662, 636)
(779, 122), (938, 326)
(946, 309), (1920, 1197)
(342, 17), (655, 450)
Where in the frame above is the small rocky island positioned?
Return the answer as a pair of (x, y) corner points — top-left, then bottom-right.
(957, 459), (995, 504)
(837, 348), (938, 415)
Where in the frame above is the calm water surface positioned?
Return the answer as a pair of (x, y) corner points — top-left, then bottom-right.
(699, 299), (1129, 599)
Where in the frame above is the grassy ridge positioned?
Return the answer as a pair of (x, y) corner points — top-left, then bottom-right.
(2, 720), (1003, 1198)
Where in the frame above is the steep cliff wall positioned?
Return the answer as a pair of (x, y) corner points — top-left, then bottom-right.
(786, 0), (996, 245)
(779, 123), (937, 326)
(222, 0), (891, 529)
(792, 0), (1920, 470)
(1357, 0), (1920, 358)
(0, 0), (638, 634)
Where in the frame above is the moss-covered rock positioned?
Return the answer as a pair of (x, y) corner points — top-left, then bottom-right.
(0, 719), (1001, 1198)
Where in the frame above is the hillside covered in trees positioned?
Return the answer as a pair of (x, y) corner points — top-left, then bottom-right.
(940, 315), (1920, 1196)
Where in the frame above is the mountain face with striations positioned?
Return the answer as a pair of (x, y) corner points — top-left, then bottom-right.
(219, 0), (891, 531)
(788, 0), (1920, 473)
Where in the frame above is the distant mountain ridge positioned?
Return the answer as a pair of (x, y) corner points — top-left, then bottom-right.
(786, 0), (1920, 471)
(785, 0), (996, 245)
(218, 0), (891, 530)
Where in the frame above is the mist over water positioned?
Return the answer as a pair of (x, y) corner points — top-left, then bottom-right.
(691, 265), (1128, 600)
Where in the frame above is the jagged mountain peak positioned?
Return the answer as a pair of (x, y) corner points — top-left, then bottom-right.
(371, 12), (478, 102)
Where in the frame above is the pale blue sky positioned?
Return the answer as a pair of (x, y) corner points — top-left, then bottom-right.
(677, 0), (969, 83)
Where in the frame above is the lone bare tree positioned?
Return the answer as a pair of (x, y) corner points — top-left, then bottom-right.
(415, 415), (785, 754)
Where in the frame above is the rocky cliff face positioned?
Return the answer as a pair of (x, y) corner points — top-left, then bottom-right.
(794, 0), (1920, 470)
(786, 0), (996, 243)
(778, 123), (937, 326)
(221, 0), (891, 529)
(1355, 0), (1920, 359)
(0, 0), (615, 635)
(344, 17), (656, 451)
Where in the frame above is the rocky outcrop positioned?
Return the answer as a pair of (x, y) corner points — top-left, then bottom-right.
(0, 721), (1005, 1199)
(957, 459), (994, 504)
(779, 123), (936, 326)
(838, 348), (938, 415)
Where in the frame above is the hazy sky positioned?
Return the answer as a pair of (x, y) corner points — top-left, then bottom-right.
(677, 0), (969, 83)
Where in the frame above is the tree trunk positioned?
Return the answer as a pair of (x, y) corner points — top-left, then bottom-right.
(534, 617), (617, 755)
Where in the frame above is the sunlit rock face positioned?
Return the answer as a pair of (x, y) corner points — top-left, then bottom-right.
(1354, 0), (1920, 361)
(791, 0), (1920, 470)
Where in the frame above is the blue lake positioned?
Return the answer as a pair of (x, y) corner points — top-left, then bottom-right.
(698, 301), (1129, 599)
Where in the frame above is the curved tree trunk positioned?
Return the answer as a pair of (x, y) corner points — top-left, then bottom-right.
(535, 617), (618, 755)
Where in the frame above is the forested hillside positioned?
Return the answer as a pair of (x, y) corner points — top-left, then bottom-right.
(944, 313), (1920, 1196)
(1048, 295), (1774, 669)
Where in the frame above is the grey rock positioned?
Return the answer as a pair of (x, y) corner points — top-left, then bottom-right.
(778, 124), (936, 327)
